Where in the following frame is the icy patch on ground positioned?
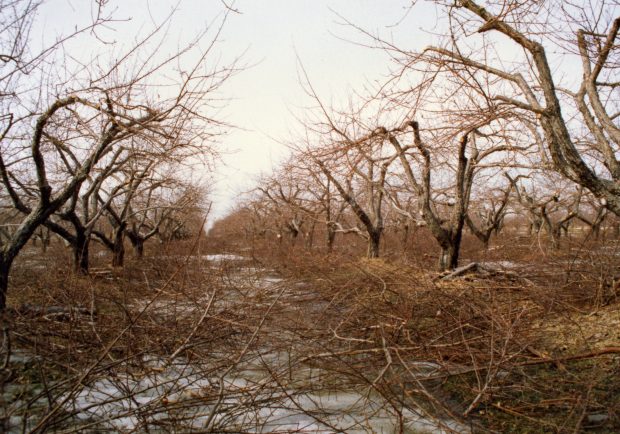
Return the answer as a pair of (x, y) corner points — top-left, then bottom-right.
(203, 253), (245, 261)
(25, 259), (467, 433)
(63, 355), (467, 433)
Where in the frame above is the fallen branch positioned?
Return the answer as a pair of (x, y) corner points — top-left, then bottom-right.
(439, 263), (479, 280)
(438, 262), (524, 282)
(518, 347), (620, 366)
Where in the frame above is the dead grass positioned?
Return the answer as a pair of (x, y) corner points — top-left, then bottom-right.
(2, 229), (619, 432)
(234, 230), (620, 433)
(2, 240), (264, 432)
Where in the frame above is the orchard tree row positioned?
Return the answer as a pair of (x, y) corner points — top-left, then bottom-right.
(213, 0), (619, 271)
(0, 1), (235, 309)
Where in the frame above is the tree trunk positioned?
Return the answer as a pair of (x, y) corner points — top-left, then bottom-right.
(134, 238), (144, 258)
(326, 224), (336, 253)
(0, 256), (11, 311)
(112, 241), (124, 267)
(401, 223), (410, 252)
(74, 231), (90, 274)
(367, 229), (381, 259)
(112, 225), (126, 267)
(494, 218), (504, 236)
(482, 236), (490, 250)
(452, 228), (463, 269)
(438, 234), (461, 272)
(546, 225), (561, 250)
(0, 206), (59, 311)
(466, 216), (491, 250)
(305, 222), (315, 250)
(127, 232), (145, 259)
(438, 244), (456, 272)
(592, 223), (601, 239)
(41, 228), (50, 253)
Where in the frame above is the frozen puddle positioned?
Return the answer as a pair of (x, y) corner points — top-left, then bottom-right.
(204, 253), (246, 261)
(155, 253), (246, 262)
(64, 356), (466, 433)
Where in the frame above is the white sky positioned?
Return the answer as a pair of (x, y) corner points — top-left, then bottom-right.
(210, 1), (436, 219)
(37, 1), (438, 221)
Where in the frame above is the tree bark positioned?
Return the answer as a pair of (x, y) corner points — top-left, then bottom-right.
(134, 238), (144, 258)
(401, 223), (410, 252)
(465, 216), (491, 249)
(367, 229), (381, 259)
(111, 224), (126, 267)
(126, 229), (149, 259)
(326, 224), (336, 253)
(458, 1), (620, 216)
(438, 239), (461, 272)
(0, 206), (61, 311)
(74, 231), (90, 274)
(40, 228), (50, 253)
(305, 222), (315, 250)
(0, 256), (11, 311)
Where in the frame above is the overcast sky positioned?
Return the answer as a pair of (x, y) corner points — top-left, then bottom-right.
(209, 1), (437, 219)
(38, 1), (439, 221)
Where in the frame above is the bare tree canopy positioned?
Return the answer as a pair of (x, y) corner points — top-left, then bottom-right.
(0, 0), (237, 309)
(372, 0), (620, 214)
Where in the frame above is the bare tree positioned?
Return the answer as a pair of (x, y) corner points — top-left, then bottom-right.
(465, 181), (513, 249)
(388, 122), (477, 270)
(124, 176), (197, 258)
(308, 127), (396, 258)
(576, 195), (609, 239)
(257, 157), (355, 252)
(388, 1), (620, 215)
(257, 175), (307, 245)
(151, 184), (209, 244)
(387, 117), (530, 270)
(93, 157), (165, 267)
(507, 174), (583, 248)
(0, 2), (237, 309)
(48, 145), (131, 273)
(303, 165), (351, 253)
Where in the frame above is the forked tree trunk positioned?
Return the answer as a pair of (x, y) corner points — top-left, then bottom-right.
(112, 241), (124, 267)
(290, 230), (298, 246)
(466, 217), (492, 250)
(481, 237), (490, 250)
